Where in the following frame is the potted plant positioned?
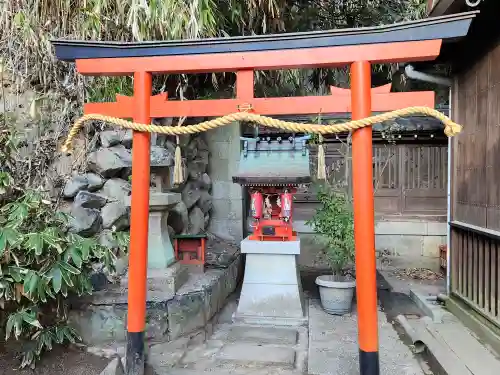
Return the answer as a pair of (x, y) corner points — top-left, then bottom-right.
(307, 183), (356, 315)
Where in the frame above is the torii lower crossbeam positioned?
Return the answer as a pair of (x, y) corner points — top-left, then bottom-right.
(51, 13), (476, 374)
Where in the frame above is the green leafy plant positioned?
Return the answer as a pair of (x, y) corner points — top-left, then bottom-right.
(0, 115), (18, 201)
(1, 56), (131, 370)
(0, 171), (13, 196)
(306, 183), (355, 278)
(112, 231), (131, 254)
(0, 189), (119, 368)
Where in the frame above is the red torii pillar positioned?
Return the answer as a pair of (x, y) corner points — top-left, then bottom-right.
(73, 40), (440, 375)
(127, 71), (152, 368)
(351, 62), (379, 372)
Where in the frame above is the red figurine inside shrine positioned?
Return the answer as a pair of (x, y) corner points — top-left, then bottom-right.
(249, 188), (296, 241)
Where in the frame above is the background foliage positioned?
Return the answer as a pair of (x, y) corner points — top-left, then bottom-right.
(306, 183), (355, 277)
(0, 0), (428, 100)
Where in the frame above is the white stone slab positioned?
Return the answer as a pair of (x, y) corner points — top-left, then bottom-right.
(236, 237), (305, 323)
(242, 254), (300, 285)
(241, 237), (300, 255)
(236, 283), (305, 319)
(421, 315), (500, 375)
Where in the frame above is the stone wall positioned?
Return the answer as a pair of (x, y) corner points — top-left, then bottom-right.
(292, 218), (446, 272)
(61, 127), (213, 245)
(205, 122), (244, 242)
(69, 254), (242, 347)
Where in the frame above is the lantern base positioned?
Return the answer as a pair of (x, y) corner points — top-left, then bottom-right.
(233, 237), (307, 326)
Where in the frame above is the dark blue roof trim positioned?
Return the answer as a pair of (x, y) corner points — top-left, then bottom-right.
(52, 12), (477, 62)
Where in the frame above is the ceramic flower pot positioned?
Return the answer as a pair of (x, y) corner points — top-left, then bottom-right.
(315, 275), (356, 315)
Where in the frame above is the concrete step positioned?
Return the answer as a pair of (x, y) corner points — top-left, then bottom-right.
(176, 331), (301, 371)
(149, 309), (307, 374)
(225, 325), (299, 345)
(216, 342), (296, 368)
(160, 367), (301, 375)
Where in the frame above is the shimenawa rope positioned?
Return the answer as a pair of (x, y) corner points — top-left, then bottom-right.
(61, 106), (462, 181)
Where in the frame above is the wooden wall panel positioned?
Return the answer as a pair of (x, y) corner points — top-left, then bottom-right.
(486, 43), (500, 231)
(452, 42), (500, 230)
(297, 143), (447, 218)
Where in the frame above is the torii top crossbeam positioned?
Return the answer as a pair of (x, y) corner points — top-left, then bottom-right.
(53, 12), (475, 66)
(52, 12), (475, 119)
(51, 11), (475, 375)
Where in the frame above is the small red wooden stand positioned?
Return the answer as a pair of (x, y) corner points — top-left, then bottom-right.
(173, 234), (207, 272)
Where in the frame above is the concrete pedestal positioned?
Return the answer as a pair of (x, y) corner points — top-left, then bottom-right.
(124, 191), (187, 299)
(233, 237), (307, 326)
(147, 192), (180, 268)
(126, 191), (180, 269)
(148, 210), (176, 268)
(121, 262), (188, 301)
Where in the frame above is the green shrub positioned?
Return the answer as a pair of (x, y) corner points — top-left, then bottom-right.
(0, 119), (129, 368)
(306, 183), (355, 278)
(0, 189), (123, 368)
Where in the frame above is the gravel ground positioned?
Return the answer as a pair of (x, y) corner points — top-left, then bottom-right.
(0, 342), (109, 375)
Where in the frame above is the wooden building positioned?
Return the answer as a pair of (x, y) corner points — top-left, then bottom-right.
(428, 0), (500, 351)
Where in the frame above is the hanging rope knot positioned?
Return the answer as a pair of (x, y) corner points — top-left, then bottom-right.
(60, 106), (463, 154)
(444, 122), (462, 137)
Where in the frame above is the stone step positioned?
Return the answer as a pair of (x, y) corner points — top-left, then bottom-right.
(161, 368), (300, 375)
(216, 342), (296, 368)
(226, 326), (299, 346)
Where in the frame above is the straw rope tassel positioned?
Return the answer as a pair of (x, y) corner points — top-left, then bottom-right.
(317, 134), (327, 180)
(173, 137), (184, 185)
(173, 83), (187, 185)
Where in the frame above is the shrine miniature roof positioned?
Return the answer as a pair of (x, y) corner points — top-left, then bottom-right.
(52, 12), (477, 62)
(232, 137), (311, 186)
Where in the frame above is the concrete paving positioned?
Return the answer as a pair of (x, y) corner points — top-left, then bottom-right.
(399, 314), (500, 375)
(378, 267), (500, 375)
(218, 343), (296, 367)
(308, 299), (424, 375)
(148, 298), (425, 375)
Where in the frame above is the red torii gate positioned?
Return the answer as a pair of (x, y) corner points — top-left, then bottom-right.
(52, 12), (474, 375)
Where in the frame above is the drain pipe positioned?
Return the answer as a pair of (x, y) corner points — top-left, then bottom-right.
(404, 65), (452, 295)
(446, 87), (452, 296)
(404, 65), (452, 87)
